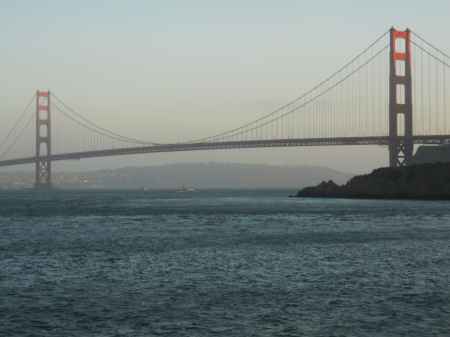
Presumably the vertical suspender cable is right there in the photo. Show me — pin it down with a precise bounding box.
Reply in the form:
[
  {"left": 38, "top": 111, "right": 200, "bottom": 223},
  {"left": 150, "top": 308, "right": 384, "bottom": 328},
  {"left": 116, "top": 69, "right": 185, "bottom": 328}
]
[
  {"left": 421, "top": 39, "right": 424, "bottom": 134},
  {"left": 443, "top": 53, "right": 447, "bottom": 134},
  {"left": 436, "top": 49, "right": 439, "bottom": 133},
  {"left": 428, "top": 45, "right": 431, "bottom": 133}
]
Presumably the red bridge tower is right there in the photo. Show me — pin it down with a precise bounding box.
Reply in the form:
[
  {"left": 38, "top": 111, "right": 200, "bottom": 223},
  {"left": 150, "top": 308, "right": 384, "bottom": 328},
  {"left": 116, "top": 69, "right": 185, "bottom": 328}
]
[
  {"left": 389, "top": 27, "right": 413, "bottom": 166},
  {"left": 35, "top": 91, "right": 52, "bottom": 189}
]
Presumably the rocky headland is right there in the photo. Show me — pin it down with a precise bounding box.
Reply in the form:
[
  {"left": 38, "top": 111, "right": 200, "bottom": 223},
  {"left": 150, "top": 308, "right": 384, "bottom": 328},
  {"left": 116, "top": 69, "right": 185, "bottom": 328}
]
[{"left": 295, "top": 162, "right": 450, "bottom": 200}]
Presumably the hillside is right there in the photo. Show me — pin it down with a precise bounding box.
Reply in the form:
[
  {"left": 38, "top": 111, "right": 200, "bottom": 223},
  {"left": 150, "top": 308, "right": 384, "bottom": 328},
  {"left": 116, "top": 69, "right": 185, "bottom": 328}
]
[
  {"left": 0, "top": 162, "right": 354, "bottom": 189},
  {"left": 71, "top": 162, "right": 354, "bottom": 189},
  {"left": 295, "top": 162, "right": 450, "bottom": 200}
]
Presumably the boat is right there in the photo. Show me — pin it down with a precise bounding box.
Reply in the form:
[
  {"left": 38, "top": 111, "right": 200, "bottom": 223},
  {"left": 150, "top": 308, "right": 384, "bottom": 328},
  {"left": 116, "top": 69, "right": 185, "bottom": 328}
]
[
  {"left": 178, "top": 185, "right": 194, "bottom": 192},
  {"left": 139, "top": 186, "right": 148, "bottom": 191}
]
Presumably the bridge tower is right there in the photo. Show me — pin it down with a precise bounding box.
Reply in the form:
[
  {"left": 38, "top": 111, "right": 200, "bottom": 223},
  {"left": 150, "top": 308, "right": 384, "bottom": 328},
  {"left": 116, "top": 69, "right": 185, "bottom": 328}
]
[
  {"left": 389, "top": 27, "right": 413, "bottom": 166},
  {"left": 34, "top": 91, "right": 52, "bottom": 189}
]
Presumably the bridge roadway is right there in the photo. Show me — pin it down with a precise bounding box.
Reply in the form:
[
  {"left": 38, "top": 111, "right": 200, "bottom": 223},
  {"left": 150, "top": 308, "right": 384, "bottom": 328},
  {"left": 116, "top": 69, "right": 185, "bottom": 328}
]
[{"left": 0, "top": 135, "right": 449, "bottom": 167}]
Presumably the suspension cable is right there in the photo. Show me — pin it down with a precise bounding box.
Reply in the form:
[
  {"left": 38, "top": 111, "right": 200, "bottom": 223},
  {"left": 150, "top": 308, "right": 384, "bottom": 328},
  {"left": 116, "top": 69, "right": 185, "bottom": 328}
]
[
  {"left": 188, "top": 29, "right": 391, "bottom": 143},
  {"left": 410, "top": 30, "right": 450, "bottom": 60},
  {"left": 0, "top": 111, "right": 35, "bottom": 160},
  {"left": 0, "top": 93, "right": 35, "bottom": 149},
  {"left": 50, "top": 93, "right": 161, "bottom": 146}
]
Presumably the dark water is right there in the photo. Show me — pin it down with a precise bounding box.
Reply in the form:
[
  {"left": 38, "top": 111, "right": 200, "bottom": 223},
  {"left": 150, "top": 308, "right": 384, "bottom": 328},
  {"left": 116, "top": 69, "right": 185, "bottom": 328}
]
[{"left": 0, "top": 189, "right": 449, "bottom": 336}]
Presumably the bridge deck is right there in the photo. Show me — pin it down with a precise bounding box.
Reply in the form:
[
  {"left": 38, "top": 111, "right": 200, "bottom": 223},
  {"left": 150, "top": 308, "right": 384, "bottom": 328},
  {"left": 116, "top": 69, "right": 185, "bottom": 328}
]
[{"left": 1, "top": 135, "right": 448, "bottom": 167}]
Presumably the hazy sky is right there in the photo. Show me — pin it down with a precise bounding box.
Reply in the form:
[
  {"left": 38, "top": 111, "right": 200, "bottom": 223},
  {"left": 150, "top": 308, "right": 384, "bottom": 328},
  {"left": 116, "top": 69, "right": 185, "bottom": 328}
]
[{"left": 1, "top": 0, "right": 449, "bottom": 174}]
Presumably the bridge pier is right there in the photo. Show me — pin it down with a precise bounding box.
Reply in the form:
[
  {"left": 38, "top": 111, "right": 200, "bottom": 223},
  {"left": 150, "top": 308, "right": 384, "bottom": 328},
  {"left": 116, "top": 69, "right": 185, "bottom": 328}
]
[
  {"left": 389, "top": 138, "right": 414, "bottom": 167},
  {"left": 34, "top": 91, "right": 53, "bottom": 189},
  {"left": 389, "top": 27, "right": 413, "bottom": 166}
]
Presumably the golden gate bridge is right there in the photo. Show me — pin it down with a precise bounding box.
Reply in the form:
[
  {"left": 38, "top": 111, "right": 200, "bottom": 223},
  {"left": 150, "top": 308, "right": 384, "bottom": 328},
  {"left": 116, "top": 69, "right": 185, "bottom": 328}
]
[{"left": 1, "top": 28, "right": 449, "bottom": 189}]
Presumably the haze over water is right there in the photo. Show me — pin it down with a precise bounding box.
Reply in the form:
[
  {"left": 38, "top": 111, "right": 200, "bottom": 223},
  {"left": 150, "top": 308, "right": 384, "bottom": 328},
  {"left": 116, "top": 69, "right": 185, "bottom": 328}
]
[{"left": 1, "top": 189, "right": 448, "bottom": 336}]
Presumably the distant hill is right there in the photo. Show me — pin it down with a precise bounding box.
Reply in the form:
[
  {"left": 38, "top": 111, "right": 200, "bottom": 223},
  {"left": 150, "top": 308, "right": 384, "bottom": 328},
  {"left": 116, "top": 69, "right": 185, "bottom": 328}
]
[
  {"left": 112, "top": 162, "right": 355, "bottom": 189},
  {"left": 0, "top": 162, "right": 355, "bottom": 189}
]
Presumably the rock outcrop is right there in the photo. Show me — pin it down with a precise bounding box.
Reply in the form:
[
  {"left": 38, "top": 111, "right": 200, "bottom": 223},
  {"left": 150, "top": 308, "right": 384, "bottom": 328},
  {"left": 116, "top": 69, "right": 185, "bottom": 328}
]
[{"left": 295, "top": 162, "right": 450, "bottom": 200}]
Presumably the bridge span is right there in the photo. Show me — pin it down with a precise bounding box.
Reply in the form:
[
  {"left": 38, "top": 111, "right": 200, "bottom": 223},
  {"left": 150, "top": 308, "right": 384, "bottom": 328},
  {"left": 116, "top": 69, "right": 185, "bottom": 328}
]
[
  {"left": 1, "top": 27, "right": 449, "bottom": 188},
  {"left": 1, "top": 136, "right": 448, "bottom": 168}
]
